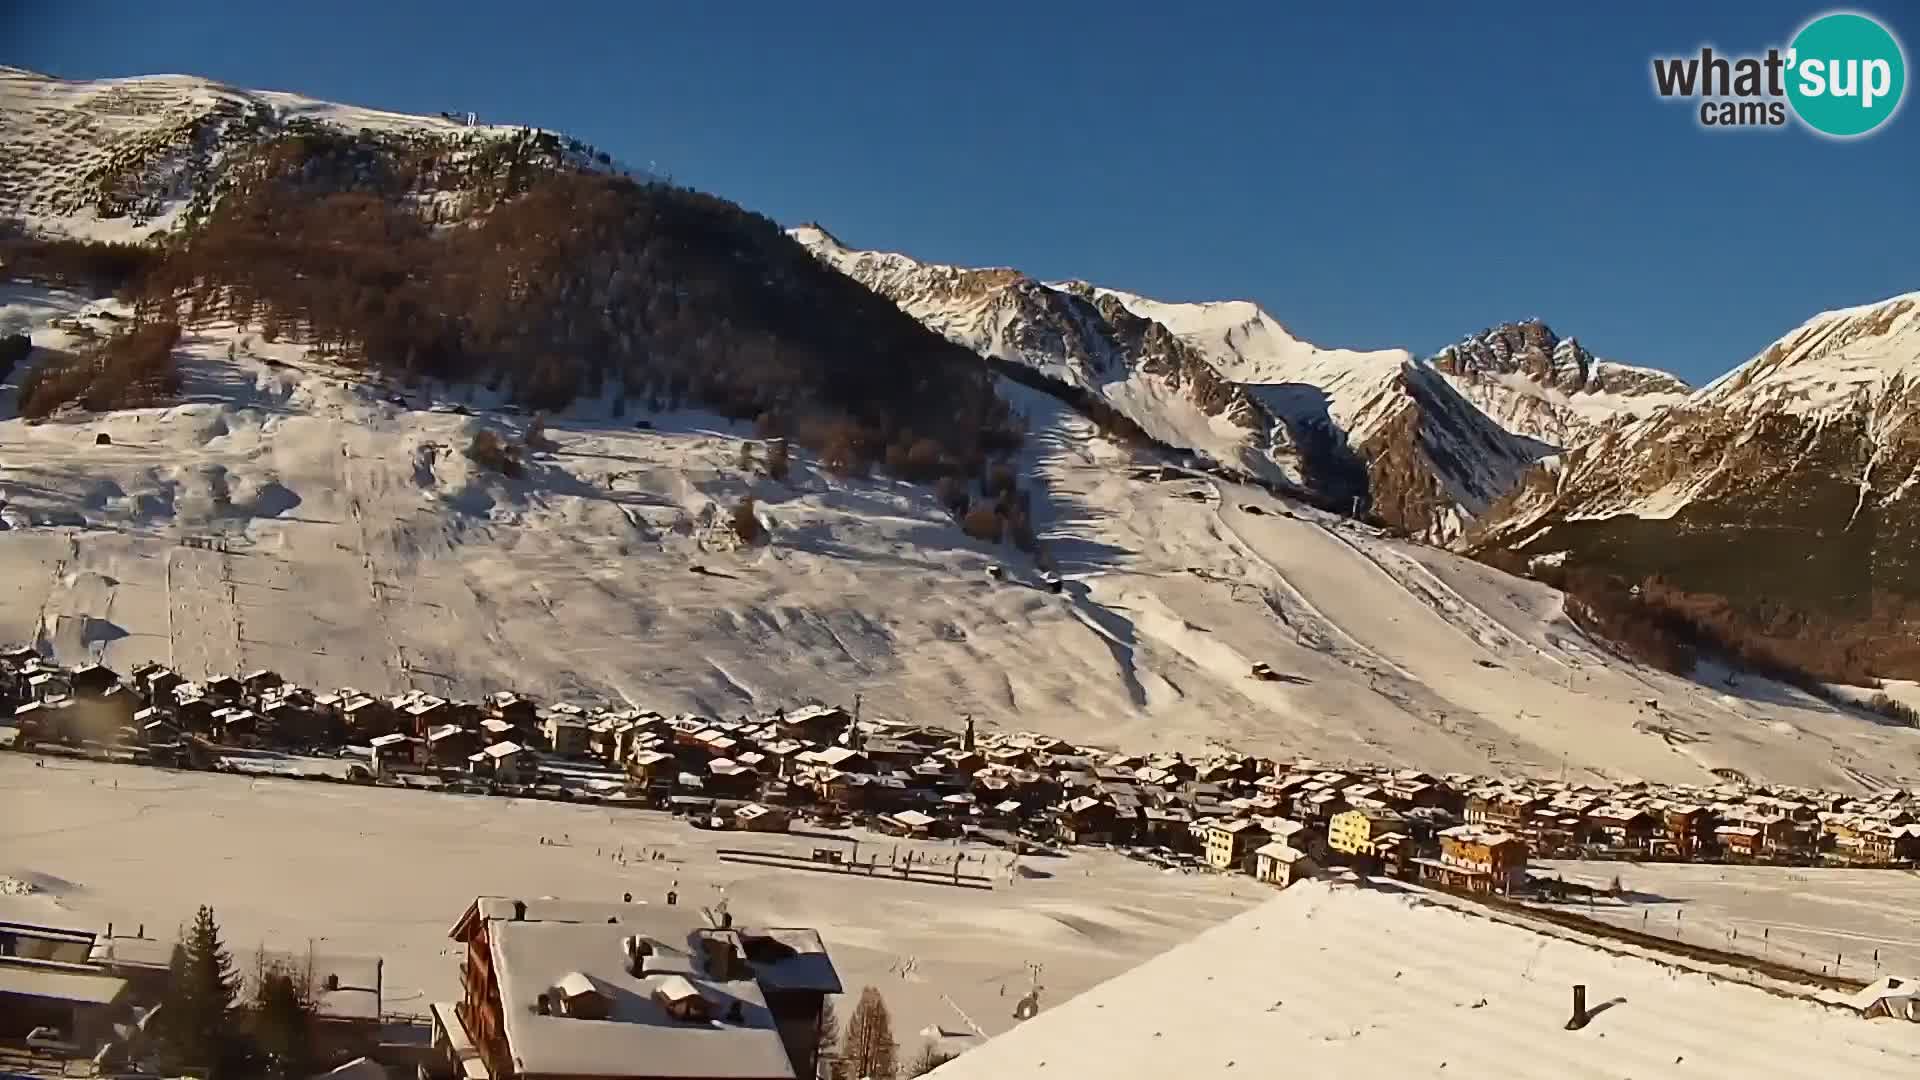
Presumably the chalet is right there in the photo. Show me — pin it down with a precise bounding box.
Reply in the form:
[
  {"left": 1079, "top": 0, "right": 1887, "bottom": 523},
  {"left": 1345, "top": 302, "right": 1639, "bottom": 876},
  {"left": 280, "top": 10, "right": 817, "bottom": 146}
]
[
  {"left": 1419, "top": 826, "right": 1528, "bottom": 895},
  {"left": 370, "top": 733, "right": 419, "bottom": 776},
  {"left": 798, "top": 746, "right": 867, "bottom": 774},
  {"left": 706, "top": 759, "right": 760, "bottom": 799},
  {"left": 1716, "top": 824, "right": 1762, "bottom": 858},
  {"left": 69, "top": 663, "right": 120, "bottom": 698},
  {"left": 341, "top": 695, "right": 393, "bottom": 738},
  {"left": 940, "top": 748, "right": 987, "bottom": 775},
  {"left": 241, "top": 668, "right": 284, "bottom": 699},
  {"left": 1054, "top": 796, "right": 1119, "bottom": 845},
  {"left": 479, "top": 717, "right": 516, "bottom": 744},
  {"left": 25, "top": 671, "right": 69, "bottom": 701},
  {"left": 628, "top": 749, "right": 677, "bottom": 788},
  {"left": 984, "top": 746, "right": 1034, "bottom": 770},
  {"left": 440, "top": 896, "right": 841, "bottom": 1080},
  {"left": 205, "top": 675, "right": 244, "bottom": 702},
  {"left": 1252, "top": 841, "right": 1318, "bottom": 888},
  {"left": 1584, "top": 805, "right": 1657, "bottom": 851},
  {"left": 469, "top": 742, "right": 528, "bottom": 785},
  {"left": 1204, "top": 818, "right": 1270, "bottom": 873},
  {"left": 0, "top": 920, "right": 133, "bottom": 1056},
  {"left": 260, "top": 698, "right": 322, "bottom": 745},
  {"left": 139, "top": 666, "right": 184, "bottom": 705},
  {"left": 546, "top": 716, "right": 590, "bottom": 757},
  {"left": 774, "top": 704, "right": 850, "bottom": 743},
  {"left": 861, "top": 737, "right": 922, "bottom": 772},
  {"left": 213, "top": 708, "right": 260, "bottom": 743},
  {"left": 733, "top": 804, "right": 790, "bottom": 833},
  {"left": 1656, "top": 804, "right": 1712, "bottom": 858},
  {"left": 405, "top": 697, "right": 449, "bottom": 737},
  {"left": 427, "top": 724, "right": 479, "bottom": 766},
  {"left": 138, "top": 714, "right": 179, "bottom": 745},
  {"left": 876, "top": 809, "right": 938, "bottom": 838},
  {"left": 487, "top": 692, "right": 541, "bottom": 733}
]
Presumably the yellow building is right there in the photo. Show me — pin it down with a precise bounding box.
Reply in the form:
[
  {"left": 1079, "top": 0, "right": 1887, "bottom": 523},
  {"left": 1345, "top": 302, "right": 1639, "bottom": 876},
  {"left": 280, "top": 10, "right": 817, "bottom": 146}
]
[
  {"left": 1327, "top": 808, "right": 1407, "bottom": 858},
  {"left": 1204, "top": 818, "right": 1270, "bottom": 872}
]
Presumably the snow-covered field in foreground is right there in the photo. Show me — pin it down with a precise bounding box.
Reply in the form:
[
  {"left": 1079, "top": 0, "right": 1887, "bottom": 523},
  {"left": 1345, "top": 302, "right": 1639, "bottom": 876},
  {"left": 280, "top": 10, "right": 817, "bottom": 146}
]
[
  {"left": 0, "top": 755, "right": 1257, "bottom": 1045},
  {"left": 928, "top": 878, "right": 1920, "bottom": 1079},
  {"left": 1536, "top": 860, "right": 1920, "bottom": 979},
  {"left": 4, "top": 287, "right": 1920, "bottom": 788}
]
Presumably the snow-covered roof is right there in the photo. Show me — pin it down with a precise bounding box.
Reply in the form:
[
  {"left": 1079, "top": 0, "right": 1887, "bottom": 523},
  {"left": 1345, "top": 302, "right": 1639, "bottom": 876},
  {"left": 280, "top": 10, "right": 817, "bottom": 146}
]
[
  {"left": 927, "top": 882, "right": 1920, "bottom": 1079},
  {"left": 483, "top": 917, "right": 794, "bottom": 1079}
]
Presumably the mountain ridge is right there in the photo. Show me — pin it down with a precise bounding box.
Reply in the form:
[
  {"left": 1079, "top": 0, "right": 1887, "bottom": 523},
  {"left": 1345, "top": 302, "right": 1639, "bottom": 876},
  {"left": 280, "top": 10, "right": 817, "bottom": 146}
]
[{"left": 793, "top": 226, "right": 1550, "bottom": 542}]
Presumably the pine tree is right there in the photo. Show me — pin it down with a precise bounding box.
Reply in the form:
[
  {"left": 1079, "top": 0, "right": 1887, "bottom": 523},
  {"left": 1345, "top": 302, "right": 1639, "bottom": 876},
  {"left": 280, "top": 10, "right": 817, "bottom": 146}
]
[
  {"left": 251, "top": 957, "right": 315, "bottom": 1078},
  {"left": 838, "top": 986, "right": 897, "bottom": 1080},
  {"left": 163, "top": 906, "right": 239, "bottom": 1068}
]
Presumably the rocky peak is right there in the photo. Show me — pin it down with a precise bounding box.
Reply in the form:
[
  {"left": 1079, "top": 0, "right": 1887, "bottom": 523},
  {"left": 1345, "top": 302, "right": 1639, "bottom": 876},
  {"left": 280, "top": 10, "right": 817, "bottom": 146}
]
[{"left": 1433, "top": 319, "right": 1596, "bottom": 394}]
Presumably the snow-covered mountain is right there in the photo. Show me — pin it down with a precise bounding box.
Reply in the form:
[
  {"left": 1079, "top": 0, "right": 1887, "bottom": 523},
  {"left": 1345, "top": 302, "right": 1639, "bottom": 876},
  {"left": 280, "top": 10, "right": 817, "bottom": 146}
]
[
  {"left": 0, "top": 66, "right": 622, "bottom": 244},
  {"left": 8, "top": 67, "right": 1920, "bottom": 789},
  {"left": 6, "top": 285, "right": 1919, "bottom": 790},
  {"left": 793, "top": 227, "right": 1544, "bottom": 542},
  {"left": 1431, "top": 319, "right": 1690, "bottom": 448},
  {"left": 1476, "top": 292, "right": 1920, "bottom": 633}
]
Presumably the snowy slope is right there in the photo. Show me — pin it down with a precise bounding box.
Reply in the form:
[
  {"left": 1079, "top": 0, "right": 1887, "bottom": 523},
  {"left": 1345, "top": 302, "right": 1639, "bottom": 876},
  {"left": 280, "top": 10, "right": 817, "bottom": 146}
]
[
  {"left": 5, "top": 287, "right": 1919, "bottom": 790},
  {"left": 794, "top": 228, "right": 1544, "bottom": 542},
  {"left": 0, "top": 66, "right": 623, "bottom": 244},
  {"left": 927, "top": 880, "right": 1920, "bottom": 1079}
]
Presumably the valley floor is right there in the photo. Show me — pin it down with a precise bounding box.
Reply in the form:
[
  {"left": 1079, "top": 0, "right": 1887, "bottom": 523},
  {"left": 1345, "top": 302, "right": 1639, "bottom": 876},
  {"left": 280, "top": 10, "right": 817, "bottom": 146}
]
[
  {"left": 0, "top": 754, "right": 1258, "bottom": 1046},
  {"left": 1534, "top": 859, "right": 1920, "bottom": 979},
  {"left": 3, "top": 289, "right": 1920, "bottom": 790}
]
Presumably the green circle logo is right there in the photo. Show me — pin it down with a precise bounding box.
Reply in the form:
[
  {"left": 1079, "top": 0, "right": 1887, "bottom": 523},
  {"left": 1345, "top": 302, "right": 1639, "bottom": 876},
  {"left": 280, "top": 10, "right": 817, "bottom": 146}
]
[{"left": 1787, "top": 12, "right": 1906, "bottom": 137}]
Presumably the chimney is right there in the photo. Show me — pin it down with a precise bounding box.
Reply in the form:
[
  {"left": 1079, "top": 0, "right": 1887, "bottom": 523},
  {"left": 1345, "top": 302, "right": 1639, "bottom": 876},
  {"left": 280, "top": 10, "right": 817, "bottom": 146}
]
[
  {"left": 513, "top": 900, "right": 527, "bottom": 921},
  {"left": 1565, "top": 984, "right": 1588, "bottom": 1030},
  {"left": 326, "top": 973, "right": 341, "bottom": 992},
  {"left": 106, "top": 922, "right": 113, "bottom": 938},
  {"left": 537, "top": 993, "right": 552, "bottom": 1016},
  {"left": 137, "top": 924, "right": 144, "bottom": 939}
]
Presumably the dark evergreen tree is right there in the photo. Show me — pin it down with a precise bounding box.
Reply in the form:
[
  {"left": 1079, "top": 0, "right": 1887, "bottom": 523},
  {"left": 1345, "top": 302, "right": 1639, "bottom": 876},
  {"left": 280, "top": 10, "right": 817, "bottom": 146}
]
[
  {"left": 251, "top": 959, "right": 315, "bottom": 1078},
  {"left": 162, "top": 906, "right": 239, "bottom": 1069}
]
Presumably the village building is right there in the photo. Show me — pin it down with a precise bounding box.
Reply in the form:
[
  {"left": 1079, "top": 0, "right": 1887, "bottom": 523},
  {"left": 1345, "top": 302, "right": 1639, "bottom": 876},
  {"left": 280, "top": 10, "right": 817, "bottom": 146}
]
[
  {"left": 1327, "top": 807, "right": 1407, "bottom": 863},
  {"left": 1252, "top": 841, "right": 1318, "bottom": 888},
  {"left": 439, "top": 896, "right": 840, "bottom": 1080},
  {"left": 1204, "top": 818, "right": 1270, "bottom": 873},
  {"left": 469, "top": 741, "right": 529, "bottom": 785},
  {"left": 1418, "top": 826, "right": 1528, "bottom": 895}
]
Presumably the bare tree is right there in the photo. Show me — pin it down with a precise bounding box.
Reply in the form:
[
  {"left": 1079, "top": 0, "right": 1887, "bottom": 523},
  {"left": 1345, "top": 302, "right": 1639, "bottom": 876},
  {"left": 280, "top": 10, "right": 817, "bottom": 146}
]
[{"left": 837, "top": 986, "right": 897, "bottom": 1080}]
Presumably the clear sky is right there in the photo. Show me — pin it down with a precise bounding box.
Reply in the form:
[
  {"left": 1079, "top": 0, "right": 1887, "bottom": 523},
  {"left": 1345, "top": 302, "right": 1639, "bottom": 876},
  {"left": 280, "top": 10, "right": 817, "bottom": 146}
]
[{"left": 6, "top": 1, "right": 1916, "bottom": 384}]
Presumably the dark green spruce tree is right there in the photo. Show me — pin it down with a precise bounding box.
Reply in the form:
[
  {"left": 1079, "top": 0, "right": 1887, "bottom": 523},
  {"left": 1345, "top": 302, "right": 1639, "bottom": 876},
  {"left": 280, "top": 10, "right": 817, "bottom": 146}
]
[{"left": 162, "top": 905, "right": 240, "bottom": 1071}]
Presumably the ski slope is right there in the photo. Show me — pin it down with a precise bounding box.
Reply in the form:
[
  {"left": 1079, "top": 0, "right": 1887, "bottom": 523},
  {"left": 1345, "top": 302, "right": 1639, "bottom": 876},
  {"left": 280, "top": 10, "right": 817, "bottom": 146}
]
[{"left": 4, "top": 287, "right": 1920, "bottom": 789}]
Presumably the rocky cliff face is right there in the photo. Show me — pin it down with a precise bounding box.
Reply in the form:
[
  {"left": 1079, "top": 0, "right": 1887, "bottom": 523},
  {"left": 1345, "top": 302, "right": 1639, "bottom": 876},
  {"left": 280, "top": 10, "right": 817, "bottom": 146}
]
[
  {"left": 1431, "top": 319, "right": 1690, "bottom": 448},
  {"left": 795, "top": 228, "right": 1544, "bottom": 540},
  {"left": 1474, "top": 294, "right": 1920, "bottom": 633}
]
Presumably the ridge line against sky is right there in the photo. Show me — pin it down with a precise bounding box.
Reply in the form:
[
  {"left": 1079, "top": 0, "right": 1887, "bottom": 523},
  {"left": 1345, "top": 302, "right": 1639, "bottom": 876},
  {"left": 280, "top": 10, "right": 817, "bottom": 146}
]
[{"left": 5, "top": 0, "right": 1917, "bottom": 384}]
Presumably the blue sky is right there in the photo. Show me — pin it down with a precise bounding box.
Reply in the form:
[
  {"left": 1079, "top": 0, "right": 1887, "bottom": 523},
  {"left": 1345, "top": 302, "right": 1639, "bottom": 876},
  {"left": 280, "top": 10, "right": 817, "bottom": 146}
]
[{"left": 7, "top": 1, "right": 1916, "bottom": 384}]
